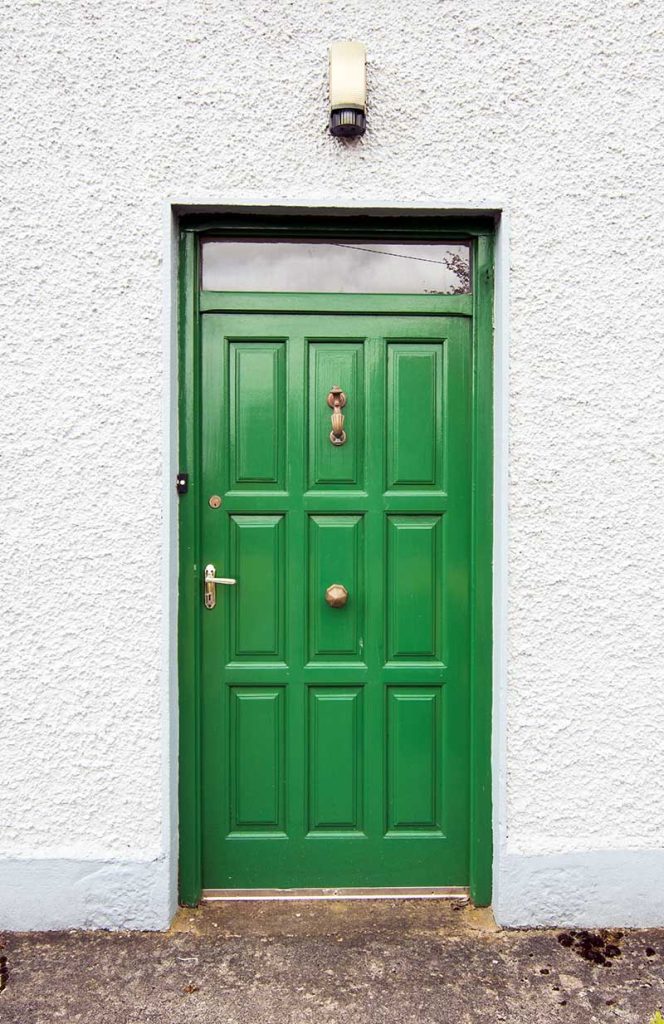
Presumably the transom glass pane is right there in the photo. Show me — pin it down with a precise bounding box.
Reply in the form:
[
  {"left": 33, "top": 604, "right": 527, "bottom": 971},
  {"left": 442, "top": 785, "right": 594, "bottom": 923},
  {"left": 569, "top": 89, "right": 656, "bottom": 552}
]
[{"left": 201, "top": 240, "right": 471, "bottom": 294}]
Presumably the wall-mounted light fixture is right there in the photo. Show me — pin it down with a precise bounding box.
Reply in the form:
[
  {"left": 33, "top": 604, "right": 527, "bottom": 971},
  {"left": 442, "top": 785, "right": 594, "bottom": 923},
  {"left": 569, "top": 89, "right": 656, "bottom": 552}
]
[{"left": 329, "top": 41, "right": 367, "bottom": 138}]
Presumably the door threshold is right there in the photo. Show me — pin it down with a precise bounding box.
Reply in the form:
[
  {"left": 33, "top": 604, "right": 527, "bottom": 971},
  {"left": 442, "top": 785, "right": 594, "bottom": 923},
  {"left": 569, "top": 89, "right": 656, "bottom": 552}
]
[{"left": 201, "top": 886, "right": 469, "bottom": 902}]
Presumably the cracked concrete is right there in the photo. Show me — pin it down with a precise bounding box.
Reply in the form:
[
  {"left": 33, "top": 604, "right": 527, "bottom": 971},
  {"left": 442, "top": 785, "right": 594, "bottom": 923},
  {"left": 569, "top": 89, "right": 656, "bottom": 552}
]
[{"left": 1, "top": 900, "right": 662, "bottom": 1023}]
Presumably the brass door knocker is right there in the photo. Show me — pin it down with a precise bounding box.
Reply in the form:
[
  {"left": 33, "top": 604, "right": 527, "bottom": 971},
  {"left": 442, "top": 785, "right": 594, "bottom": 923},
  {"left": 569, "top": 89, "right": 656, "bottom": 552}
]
[{"left": 327, "top": 385, "right": 347, "bottom": 446}]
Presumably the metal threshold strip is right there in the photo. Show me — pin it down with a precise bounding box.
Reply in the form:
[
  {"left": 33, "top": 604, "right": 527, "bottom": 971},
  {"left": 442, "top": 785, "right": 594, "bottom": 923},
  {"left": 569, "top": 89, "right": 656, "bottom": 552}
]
[{"left": 201, "top": 886, "right": 469, "bottom": 902}]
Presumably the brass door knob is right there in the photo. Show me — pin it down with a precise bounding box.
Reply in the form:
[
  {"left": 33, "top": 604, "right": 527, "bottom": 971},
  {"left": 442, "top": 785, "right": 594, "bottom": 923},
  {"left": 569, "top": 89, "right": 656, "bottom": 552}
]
[{"left": 325, "top": 583, "right": 348, "bottom": 608}]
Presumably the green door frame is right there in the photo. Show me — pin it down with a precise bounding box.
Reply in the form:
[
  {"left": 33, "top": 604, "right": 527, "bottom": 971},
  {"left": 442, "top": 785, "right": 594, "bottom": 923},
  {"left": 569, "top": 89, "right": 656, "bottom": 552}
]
[{"left": 177, "top": 211, "right": 495, "bottom": 906}]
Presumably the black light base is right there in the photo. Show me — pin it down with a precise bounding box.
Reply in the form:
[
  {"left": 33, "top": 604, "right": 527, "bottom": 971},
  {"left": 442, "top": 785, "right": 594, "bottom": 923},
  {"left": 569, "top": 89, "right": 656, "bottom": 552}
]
[{"left": 330, "top": 107, "right": 366, "bottom": 138}]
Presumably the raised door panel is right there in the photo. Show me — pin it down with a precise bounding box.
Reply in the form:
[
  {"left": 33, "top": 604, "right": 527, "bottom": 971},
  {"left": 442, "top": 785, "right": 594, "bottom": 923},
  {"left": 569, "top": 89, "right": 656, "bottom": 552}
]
[
  {"left": 229, "top": 515, "right": 285, "bottom": 662},
  {"left": 387, "top": 688, "right": 442, "bottom": 833},
  {"left": 229, "top": 688, "right": 285, "bottom": 833},
  {"left": 308, "top": 688, "right": 363, "bottom": 832},
  {"left": 307, "top": 341, "right": 365, "bottom": 489},
  {"left": 386, "top": 515, "right": 443, "bottom": 661},
  {"left": 229, "top": 341, "right": 286, "bottom": 490},
  {"left": 308, "top": 515, "right": 364, "bottom": 661},
  {"left": 386, "top": 343, "right": 444, "bottom": 490}
]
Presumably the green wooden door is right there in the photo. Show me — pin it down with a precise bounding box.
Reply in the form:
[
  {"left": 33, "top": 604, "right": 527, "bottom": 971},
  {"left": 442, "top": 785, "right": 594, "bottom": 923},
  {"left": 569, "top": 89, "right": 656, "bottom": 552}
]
[{"left": 200, "top": 312, "right": 471, "bottom": 889}]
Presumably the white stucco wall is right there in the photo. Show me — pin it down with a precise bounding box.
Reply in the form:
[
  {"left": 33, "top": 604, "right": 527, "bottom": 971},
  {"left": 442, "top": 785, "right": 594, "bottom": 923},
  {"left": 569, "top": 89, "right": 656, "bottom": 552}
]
[{"left": 2, "top": 0, "right": 663, "bottom": 929}]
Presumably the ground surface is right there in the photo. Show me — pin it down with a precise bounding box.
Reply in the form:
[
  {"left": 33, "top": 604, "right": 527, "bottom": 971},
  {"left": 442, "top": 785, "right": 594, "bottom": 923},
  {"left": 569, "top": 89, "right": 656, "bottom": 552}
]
[{"left": 1, "top": 899, "right": 663, "bottom": 1023}]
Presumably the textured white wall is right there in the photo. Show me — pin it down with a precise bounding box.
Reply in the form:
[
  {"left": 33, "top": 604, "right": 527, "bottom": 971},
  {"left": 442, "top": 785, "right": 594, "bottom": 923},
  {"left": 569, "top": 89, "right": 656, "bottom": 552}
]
[{"left": 1, "top": 0, "right": 663, "bottom": 928}]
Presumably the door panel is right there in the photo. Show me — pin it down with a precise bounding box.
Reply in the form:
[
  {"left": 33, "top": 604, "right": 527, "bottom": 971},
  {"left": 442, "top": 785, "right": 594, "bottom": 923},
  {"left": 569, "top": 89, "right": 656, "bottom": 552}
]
[
  {"left": 386, "top": 343, "right": 444, "bottom": 490},
  {"left": 229, "top": 515, "right": 285, "bottom": 661},
  {"left": 201, "top": 313, "right": 471, "bottom": 888},
  {"left": 386, "top": 515, "right": 442, "bottom": 661},
  {"left": 229, "top": 687, "right": 285, "bottom": 833},
  {"left": 308, "top": 687, "right": 363, "bottom": 832},
  {"left": 229, "top": 341, "right": 286, "bottom": 490},
  {"left": 308, "top": 515, "right": 364, "bottom": 661},
  {"left": 308, "top": 342, "right": 365, "bottom": 488},
  {"left": 387, "top": 688, "right": 442, "bottom": 832}
]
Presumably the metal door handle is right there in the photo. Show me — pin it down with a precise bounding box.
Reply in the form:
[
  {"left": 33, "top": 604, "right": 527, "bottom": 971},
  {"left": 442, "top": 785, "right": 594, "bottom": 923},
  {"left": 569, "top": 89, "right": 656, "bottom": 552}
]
[
  {"left": 204, "top": 563, "right": 236, "bottom": 609},
  {"left": 325, "top": 583, "right": 348, "bottom": 607}
]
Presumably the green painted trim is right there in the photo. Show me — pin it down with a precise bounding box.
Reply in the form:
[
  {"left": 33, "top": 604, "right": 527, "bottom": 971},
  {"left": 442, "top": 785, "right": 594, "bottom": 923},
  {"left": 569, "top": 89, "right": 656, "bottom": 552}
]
[
  {"left": 180, "top": 211, "right": 495, "bottom": 238},
  {"left": 177, "top": 213, "right": 495, "bottom": 907},
  {"left": 469, "top": 234, "right": 494, "bottom": 906},
  {"left": 177, "top": 231, "right": 202, "bottom": 905},
  {"left": 200, "top": 292, "right": 473, "bottom": 316}
]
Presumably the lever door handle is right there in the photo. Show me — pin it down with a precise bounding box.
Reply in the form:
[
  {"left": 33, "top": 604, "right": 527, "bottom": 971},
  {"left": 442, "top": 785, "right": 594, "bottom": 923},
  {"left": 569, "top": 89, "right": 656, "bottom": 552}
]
[{"left": 204, "top": 563, "right": 236, "bottom": 609}]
